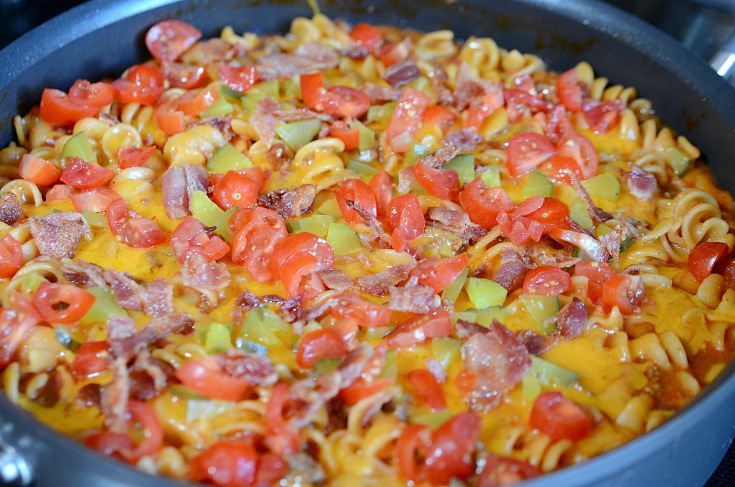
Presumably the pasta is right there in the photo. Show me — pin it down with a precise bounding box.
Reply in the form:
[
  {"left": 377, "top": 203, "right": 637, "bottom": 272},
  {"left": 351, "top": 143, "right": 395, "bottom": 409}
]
[{"left": 0, "top": 10, "right": 734, "bottom": 487}]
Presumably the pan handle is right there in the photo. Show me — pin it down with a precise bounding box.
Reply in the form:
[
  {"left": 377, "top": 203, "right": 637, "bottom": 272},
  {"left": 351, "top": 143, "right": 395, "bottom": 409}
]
[
  {"left": 0, "top": 437, "right": 33, "bottom": 486},
  {"left": 711, "top": 22, "right": 735, "bottom": 82}
]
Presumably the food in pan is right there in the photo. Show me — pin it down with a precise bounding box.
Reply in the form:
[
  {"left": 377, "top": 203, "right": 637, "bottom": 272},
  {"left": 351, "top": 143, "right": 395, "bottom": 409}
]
[{"left": 0, "top": 10, "right": 733, "bottom": 487}]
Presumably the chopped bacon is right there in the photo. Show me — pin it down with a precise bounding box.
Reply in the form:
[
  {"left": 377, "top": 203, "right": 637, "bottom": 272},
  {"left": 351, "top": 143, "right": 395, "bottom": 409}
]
[
  {"left": 618, "top": 215, "right": 645, "bottom": 239},
  {"left": 0, "top": 305, "right": 40, "bottom": 366},
  {"left": 358, "top": 384, "right": 399, "bottom": 427},
  {"left": 0, "top": 193, "right": 23, "bottom": 226},
  {"left": 340, "top": 45, "right": 370, "bottom": 59},
  {"left": 61, "top": 258, "right": 107, "bottom": 288},
  {"left": 257, "top": 52, "right": 336, "bottom": 80},
  {"left": 425, "top": 358, "right": 446, "bottom": 383},
  {"left": 251, "top": 96, "right": 280, "bottom": 148},
  {"left": 362, "top": 83, "right": 401, "bottom": 103},
  {"left": 426, "top": 207, "right": 487, "bottom": 244},
  {"left": 265, "top": 141, "right": 293, "bottom": 173},
  {"left": 454, "top": 319, "right": 489, "bottom": 338},
  {"left": 191, "top": 116, "right": 234, "bottom": 141},
  {"left": 557, "top": 297, "right": 587, "bottom": 339},
  {"left": 548, "top": 229, "right": 609, "bottom": 263},
  {"left": 294, "top": 42, "right": 340, "bottom": 68},
  {"left": 219, "top": 348, "right": 278, "bottom": 386},
  {"left": 162, "top": 164, "right": 209, "bottom": 220},
  {"left": 382, "top": 59, "right": 421, "bottom": 89},
  {"left": 107, "top": 313, "right": 194, "bottom": 361},
  {"left": 417, "top": 145, "right": 459, "bottom": 168},
  {"left": 29, "top": 212, "right": 90, "bottom": 260},
  {"left": 316, "top": 270, "right": 354, "bottom": 292},
  {"left": 623, "top": 166, "right": 657, "bottom": 201},
  {"left": 129, "top": 349, "right": 175, "bottom": 400},
  {"left": 275, "top": 108, "right": 333, "bottom": 123},
  {"left": 516, "top": 329, "right": 558, "bottom": 355},
  {"left": 76, "top": 383, "right": 102, "bottom": 409},
  {"left": 387, "top": 276, "right": 441, "bottom": 313},
  {"left": 258, "top": 184, "right": 317, "bottom": 219},
  {"left": 533, "top": 251, "right": 581, "bottom": 269},
  {"left": 105, "top": 269, "right": 146, "bottom": 311},
  {"left": 492, "top": 251, "right": 529, "bottom": 293},
  {"left": 357, "top": 263, "right": 414, "bottom": 296},
  {"left": 230, "top": 291, "right": 263, "bottom": 325},
  {"left": 565, "top": 170, "right": 612, "bottom": 223},
  {"left": 599, "top": 225, "right": 621, "bottom": 269},
  {"left": 454, "top": 62, "right": 485, "bottom": 111},
  {"left": 458, "top": 320, "right": 531, "bottom": 412},
  {"left": 344, "top": 199, "right": 391, "bottom": 248},
  {"left": 101, "top": 356, "right": 130, "bottom": 432},
  {"left": 199, "top": 38, "right": 235, "bottom": 63},
  {"left": 442, "top": 128, "right": 483, "bottom": 152},
  {"left": 182, "top": 252, "right": 231, "bottom": 290},
  {"left": 430, "top": 67, "right": 453, "bottom": 106},
  {"left": 582, "top": 99, "right": 623, "bottom": 134},
  {"left": 140, "top": 277, "right": 174, "bottom": 318}
]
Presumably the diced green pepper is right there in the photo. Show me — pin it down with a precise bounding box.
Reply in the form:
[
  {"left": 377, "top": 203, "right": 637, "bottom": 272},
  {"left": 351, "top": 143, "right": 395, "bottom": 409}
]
[
  {"left": 200, "top": 89, "right": 234, "bottom": 118},
  {"left": 530, "top": 356, "right": 579, "bottom": 387},
  {"left": 207, "top": 144, "right": 252, "bottom": 174},
  {"left": 313, "top": 357, "right": 341, "bottom": 375},
  {"left": 663, "top": 146, "right": 691, "bottom": 177},
  {"left": 406, "top": 143, "right": 431, "bottom": 166},
  {"left": 327, "top": 223, "right": 362, "bottom": 255},
  {"left": 441, "top": 268, "right": 468, "bottom": 303},
  {"left": 195, "top": 319, "right": 233, "bottom": 343},
  {"left": 480, "top": 165, "right": 501, "bottom": 188},
  {"left": 443, "top": 154, "right": 475, "bottom": 187},
  {"left": 219, "top": 85, "right": 246, "bottom": 102},
  {"left": 520, "top": 295, "right": 560, "bottom": 336},
  {"left": 594, "top": 223, "right": 613, "bottom": 238},
  {"left": 523, "top": 171, "right": 554, "bottom": 199},
  {"left": 465, "top": 277, "right": 508, "bottom": 309},
  {"left": 581, "top": 173, "right": 620, "bottom": 202},
  {"left": 349, "top": 120, "right": 376, "bottom": 151},
  {"left": 408, "top": 77, "right": 430, "bottom": 93},
  {"left": 379, "top": 350, "right": 397, "bottom": 378},
  {"left": 474, "top": 306, "right": 507, "bottom": 326},
  {"left": 367, "top": 102, "right": 397, "bottom": 122},
  {"left": 20, "top": 274, "right": 47, "bottom": 293},
  {"left": 187, "top": 399, "right": 234, "bottom": 423},
  {"left": 316, "top": 199, "right": 343, "bottom": 218},
  {"left": 347, "top": 159, "right": 380, "bottom": 179},
  {"left": 191, "top": 191, "right": 225, "bottom": 227},
  {"left": 522, "top": 375, "right": 542, "bottom": 402},
  {"left": 246, "top": 79, "right": 279, "bottom": 98},
  {"left": 54, "top": 326, "right": 81, "bottom": 353},
  {"left": 569, "top": 197, "right": 593, "bottom": 229},
  {"left": 241, "top": 92, "right": 267, "bottom": 113},
  {"left": 282, "top": 75, "right": 302, "bottom": 99},
  {"left": 452, "top": 310, "right": 477, "bottom": 324},
  {"left": 239, "top": 307, "right": 297, "bottom": 348},
  {"left": 432, "top": 337, "right": 462, "bottom": 369},
  {"left": 288, "top": 215, "right": 333, "bottom": 238},
  {"left": 82, "top": 209, "right": 109, "bottom": 228},
  {"left": 621, "top": 235, "right": 636, "bottom": 252},
  {"left": 235, "top": 337, "right": 268, "bottom": 355},
  {"left": 170, "top": 385, "right": 207, "bottom": 400},
  {"left": 411, "top": 409, "right": 451, "bottom": 429},
  {"left": 276, "top": 120, "right": 322, "bottom": 151},
  {"left": 214, "top": 206, "right": 240, "bottom": 243},
  {"left": 205, "top": 322, "right": 232, "bottom": 355},
  {"left": 61, "top": 131, "right": 96, "bottom": 163},
  {"left": 82, "top": 286, "right": 128, "bottom": 323}
]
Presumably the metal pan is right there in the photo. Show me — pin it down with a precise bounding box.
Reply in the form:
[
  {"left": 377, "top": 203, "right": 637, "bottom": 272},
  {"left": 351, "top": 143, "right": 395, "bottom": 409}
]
[{"left": 1, "top": 0, "right": 735, "bottom": 485}]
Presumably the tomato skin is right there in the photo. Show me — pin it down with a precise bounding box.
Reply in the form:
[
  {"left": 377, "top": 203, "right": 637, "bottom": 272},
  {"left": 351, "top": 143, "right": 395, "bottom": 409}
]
[
  {"left": 338, "top": 377, "right": 394, "bottom": 405},
  {"left": 118, "top": 146, "right": 156, "bottom": 169},
  {"left": 71, "top": 340, "right": 110, "bottom": 379},
  {"left": 39, "top": 88, "right": 99, "bottom": 126},
  {"left": 280, "top": 252, "right": 325, "bottom": 299},
  {"left": 460, "top": 178, "right": 514, "bottom": 229},
  {"left": 386, "top": 87, "right": 431, "bottom": 152},
  {"left": 530, "top": 391, "right": 592, "bottom": 441},
  {"left": 379, "top": 40, "right": 411, "bottom": 67},
  {"left": 387, "top": 194, "right": 424, "bottom": 240},
  {"left": 212, "top": 170, "right": 260, "bottom": 210},
  {"left": 334, "top": 178, "right": 378, "bottom": 226},
  {"left": 107, "top": 198, "right": 168, "bottom": 248},
  {"left": 477, "top": 454, "right": 539, "bottom": 487},
  {"left": 407, "top": 369, "right": 446, "bottom": 412},
  {"left": 60, "top": 158, "right": 115, "bottom": 190},
  {"left": 19, "top": 154, "right": 61, "bottom": 187},
  {"left": 171, "top": 216, "right": 230, "bottom": 264},
  {"left": 574, "top": 261, "right": 615, "bottom": 283},
  {"left": 84, "top": 432, "right": 136, "bottom": 462},
  {"left": 329, "top": 292, "right": 392, "bottom": 328},
  {"left": 296, "top": 328, "right": 348, "bottom": 369},
  {"left": 387, "top": 310, "right": 452, "bottom": 349},
  {"left": 46, "top": 184, "right": 79, "bottom": 202},
  {"left": 414, "top": 162, "right": 461, "bottom": 201},
  {"left": 324, "top": 86, "right": 371, "bottom": 119},
  {"left": 506, "top": 132, "right": 557, "bottom": 178},
  {"left": 329, "top": 122, "right": 360, "bottom": 150},
  {"left": 0, "top": 235, "right": 23, "bottom": 279},
  {"left": 176, "top": 86, "right": 218, "bottom": 116},
  {"left": 71, "top": 187, "right": 120, "bottom": 213},
  {"left": 188, "top": 441, "right": 258, "bottom": 487},
  {"left": 557, "top": 68, "right": 583, "bottom": 112},
  {"left": 219, "top": 65, "right": 257, "bottom": 92},
  {"left": 161, "top": 61, "right": 207, "bottom": 89},
  {"left": 32, "top": 282, "right": 96, "bottom": 324},
  {"left": 582, "top": 99, "right": 623, "bottom": 134},
  {"left": 349, "top": 23, "right": 382, "bottom": 53},
  {"left": 112, "top": 64, "right": 166, "bottom": 106},
  {"left": 557, "top": 133, "right": 599, "bottom": 179},
  {"left": 688, "top": 242, "right": 729, "bottom": 284},
  {"left": 68, "top": 80, "right": 114, "bottom": 108},
  {"left": 541, "top": 155, "right": 583, "bottom": 184},
  {"left": 522, "top": 266, "right": 572, "bottom": 296},
  {"left": 145, "top": 20, "right": 202, "bottom": 63},
  {"left": 176, "top": 356, "right": 251, "bottom": 401},
  {"left": 369, "top": 170, "right": 393, "bottom": 217},
  {"left": 265, "top": 383, "right": 301, "bottom": 456},
  {"left": 300, "top": 72, "right": 326, "bottom": 111},
  {"left": 231, "top": 208, "right": 288, "bottom": 282},
  {"left": 268, "top": 232, "right": 335, "bottom": 281},
  {"left": 467, "top": 84, "right": 504, "bottom": 129},
  {"left": 602, "top": 274, "right": 644, "bottom": 315},
  {"left": 154, "top": 100, "right": 186, "bottom": 136},
  {"left": 410, "top": 253, "right": 468, "bottom": 293},
  {"left": 524, "top": 197, "right": 572, "bottom": 234},
  {"left": 422, "top": 105, "right": 456, "bottom": 125}
]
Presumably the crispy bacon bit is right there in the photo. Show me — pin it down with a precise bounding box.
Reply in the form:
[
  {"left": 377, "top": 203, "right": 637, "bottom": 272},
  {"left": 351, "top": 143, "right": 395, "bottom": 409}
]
[
  {"left": 565, "top": 170, "right": 613, "bottom": 223},
  {"left": 431, "top": 67, "right": 453, "bottom": 106},
  {"left": 557, "top": 297, "right": 588, "bottom": 339},
  {"left": 61, "top": 259, "right": 107, "bottom": 288},
  {"left": 417, "top": 146, "right": 460, "bottom": 168},
  {"left": 29, "top": 212, "right": 90, "bottom": 260},
  {"left": 275, "top": 108, "right": 333, "bottom": 123},
  {"left": 259, "top": 184, "right": 317, "bottom": 219},
  {"left": 76, "top": 383, "right": 102, "bottom": 409},
  {"left": 0, "top": 193, "right": 23, "bottom": 226},
  {"left": 623, "top": 166, "right": 657, "bottom": 201},
  {"left": 192, "top": 116, "right": 234, "bottom": 141},
  {"left": 294, "top": 42, "right": 340, "bottom": 67},
  {"left": 397, "top": 167, "right": 417, "bottom": 194},
  {"left": 101, "top": 356, "right": 129, "bottom": 432},
  {"left": 142, "top": 277, "right": 174, "bottom": 318},
  {"left": 618, "top": 215, "right": 645, "bottom": 239},
  {"left": 382, "top": 60, "right": 421, "bottom": 89},
  {"left": 316, "top": 270, "right": 354, "bottom": 292},
  {"left": 357, "top": 263, "right": 414, "bottom": 296},
  {"left": 425, "top": 358, "right": 446, "bottom": 383},
  {"left": 459, "top": 320, "right": 531, "bottom": 412},
  {"left": 362, "top": 83, "right": 402, "bottom": 103},
  {"left": 454, "top": 62, "right": 485, "bottom": 111},
  {"left": 182, "top": 253, "right": 231, "bottom": 290},
  {"left": 220, "top": 348, "right": 278, "bottom": 386},
  {"left": 387, "top": 276, "right": 441, "bottom": 313},
  {"left": 198, "top": 38, "right": 235, "bottom": 63},
  {"left": 454, "top": 319, "right": 489, "bottom": 338},
  {"left": 105, "top": 269, "right": 145, "bottom": 311},
  {"left": 251, "top": 96, "right": 280, "bottom": 148},
  {"left": 184, "top": 164, "right": 209, "bottom": 209},
  {"left": 129, "top": 350, "right": 175, "bottom": 400},
  {"left": 533, "top": 251, "right": 581, "bottom": 269},
  {"left": 257, "top": 50, "right": 337, "bottom": 80},
  {"left": 359, "top": 385, "right": 399, "bottom": 427},
  {"left": 230, "top": 291, "right": 263, "bottom": 324},
  {"left": 107, "top": 313, "right": 193, "bottom": 361},
  {"left": 262, "top": 294, "right": 285, "bottom": 304},
  {"left": 340, "top": 45, "right": 369, "bottom": 59},
  {"left": 492, "top": 251, "right": 530, "bottom": 293},
  {"left": 265, "top": 141, "right": 293, "bottom": 173},
  {"left": 426, "top": 207, "right": 487, "bottom": 244},
  {"left": 599, "top": 225, "right": 622, "bottom": 269},
  {"left": 162, "top": 164, "right": 209, "bottom": 220},
  {"left": 442, "top": 128, "right": 483, "bottom": 152},
  {"left": 517, "top": 329, "right": 558, "bottom": 355},
  {"left": 344, "top": 199, "right": 392, "bottom": 248}
]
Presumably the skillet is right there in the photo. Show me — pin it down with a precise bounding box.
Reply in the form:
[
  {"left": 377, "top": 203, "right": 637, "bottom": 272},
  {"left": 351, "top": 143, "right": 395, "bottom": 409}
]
[{"left": 1, "top": 0, "right": 735, "bottom": 485}]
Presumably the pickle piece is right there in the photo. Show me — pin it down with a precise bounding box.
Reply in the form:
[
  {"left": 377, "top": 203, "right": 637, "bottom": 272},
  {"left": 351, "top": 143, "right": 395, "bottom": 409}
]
[
  {"left": 191, "top": 191, "right": 225, "bottom": 227},
  {"left": 205, "top": 322, "right": 232, "bottom": 355},
  {"left": 327, "top": 223, "right": 362, "bottom": 255},
  {"left": 82, "top": 209, "right": 109, "bottom": 228},
  {"left": 282, "top": 75, "right": 302, "bottom": 99},
  {"left": 581, "top": 173, "right": 620, "bottom": 202},
  {"left": 411, "top": 409, "right": 451, "bottom": 429},
  {"left": 246, "top": 79, "right": 279, "bottom": 98},
  {"left": 408, "top": 76, "right": 430, "bottom": 93},
  {"left": 316, "top": 198, "right": 343, "bottom": 218},
  {"left": 235, "top": 337, "right": 268, "bottom": 355},
  {"left": 474, "top": 306, "right": 508, "bottom": 326},
  {"left": 379, "top": 350, "right": 397, "bottom": 378},
  {"left": 441, "top": 268, "right": 469, "bottom": 303},
  {"left": 520, "top": 295, "right": 560, "bottom": 336},
  {"left": 349, "top": 119, "right": 376, "bottom": 150},
  {"left": 61, "top": 131, "right": 96, "bottom": 163},
  {"left": 443, "top": 153, "right": 475, "bottom": 187},
  {"left": 530, "top": 356, "right": 579, "bottom": 387},
  {"left": 314, "top": 357, "right": 341, "bottom": 375},
  {"left": 241, "top": 92, "right": 267, "bottom": 113},
  {"left": 663, "top": 146, "right": 691, "bottom": 176},
  {"left": 523, "top": 171, "right": 554, "bottom": 198},
  {"left": 82, "top": 286, "right": 128, "bottom": 323},
  {"left": 347, "top": 159, "right": 380, "bottom": 179},
  {"left": 405, "top": 143, "right": 431, "bottom": 166},
  {"left": 569, "top": 197, "right": 593, "bottom": 229},
  {"left": 207, "top": 144, "right": 252, "bottom": 174},
  {"left": 54, "top": 326, "right": 81, "bottom": 353},
  {"left": 367, "top": 101, "right": 397, "bottom": 122},
  {"left": 480, "top": 165, "right": 501, "bottom": 188},
  {"left": 465, "top": 277, "right": 508, "bottom": 309},
  {"left": 214, "top": 206, "right": 240, "bottom": 243},
  {"left": 200, "top": 88, "right": 234, "bottom": 118},
  {"left": 276, "top": 119, "right": 321, "bottom": 151},
  {"left": 239, "top": 307, "right": 297, "bottom": 348},
  {"left": 287, "top": 215, "right": 333, "bottom": 238},
  {"left": 432, "top": 337, "right": 462, "bottom": 369}
]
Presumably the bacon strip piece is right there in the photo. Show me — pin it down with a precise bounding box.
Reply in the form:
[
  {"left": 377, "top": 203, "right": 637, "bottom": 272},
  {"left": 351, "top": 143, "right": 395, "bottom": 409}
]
[
  {"left": 564, "top": 170, "right": 613, "bottom": 223},
  {"left": 257, "top": 48, "right": 338, "bottom": 80},
  {"left": 382, "top": 60, "right": 421, "bottom": 89},
  {"left": 162, "top": 164, "right": 209, "bottom": 220},
  {"left": 442, "top": 128, "right": 483, "bottom": 152},
  {"left": 251, "top": 97, "right": 280, "bottom": 148},
  {"left": 362, "top": 83, "right": 401, "bottom": 103},
  {"left": 357, "top": 263, "right": 415, "bottom": 296},
  {"left": 101, "top": 356, "right": 130, "bottom": 432},
  {"left": 516, "top": 329, "right": 558, "bottom": 356},
  {"left": 294, "top": 42, "right": 339, "bottom": 68},
  {"left": 426, "top": 207, "right": 487, "bottom": 244},
  {"left": 0, "top": 193, "right": 23, "bottom": 226},
  {"left": 61, "top": 259, "right": 107, "bottom": 288},
  {"left": 105, "top": 271, "right": 175, "bottom": 318},
  {"left": 387, "top": 276, "right": 441, "bottom": 313},
  {"left": 192, "top": 116, "right": 234, "bottom": 141},
  {"left": 219, "top": 348, "right": 278, "bottom": 386},
  {"left": 316, "top": 270, "right": 354, "bottom": 292},
  {"left": 556, "top": 297, "right": 588, "bottom": 339},
  {"left": 259, "top": 184, "right": 317, "bottom": 219},
  {"left": 29, "top": 212, "right": 90, "bottom": 259},
  {"left": 599, "top": 225, "right": 622, "bottom": 270},
  {"left": 230, "top": 291, "right": 263, "bottom": 325},
  {"left": 492, "top": 250, "right": 529, "bottom": 293},
  {"left": 265, "top": 141, "right": 293, "bottom": 173},
  {"left": 417, "top": 146, "right": 459, "bottom": 168},
  {"left": 107, "top": 313, "right": 194, "bottom": 362},
  {"left": 182, "top": 253, "right": 231, "bottom": 290},
  {"left": 344, "top": 199, "right": 392, "bottom": 248}
]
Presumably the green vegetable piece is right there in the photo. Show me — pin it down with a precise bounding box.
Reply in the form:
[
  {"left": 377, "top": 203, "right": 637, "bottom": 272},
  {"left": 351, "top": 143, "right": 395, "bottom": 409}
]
[
  {"left": 663, "top": 146, "right": 692, "bottom": 176},
  {"left": 520, "top": 295, "right": 560, "bottom": 336},
  {"left": 241, "top": 92, "right": 267, "bottom": 113},
  {"left": 313, "top": 357, "right": 341, "bottom": 376},
  {"left": 347, "top": 159, "right": 380, "bottom": 179},
  {"left": 405, "top": 143, "right": 431, "bottom": 166},
  {"left": 207, "top": 144, "right": 252, "bottom": 174},
  {"left": 581, "top": 173, "right": 620, "bottom": 202},
  {"left": 444, "top": 154, "right": 475, "bottom": 187},
  {"left": 327, "top": 223, "right": 362, "bottom": 255},
  {"left": 316, "top": 199, "right": 342, "bottom": 218},
  {"left": 214, "top": 206, "right": 240, "bottom": 243},
  {"left": 522, "top": 375, "right": 542, "bottom": 402},
  {"left": 82, "top": 286, "right": 127, "bottom": 323},
  {"left": 451, "top": 310, "right": 477, "bottom": 324},
  {"left": 367, "top": 101, "right": 397, "bottom": 122},
  {"left": 594, "top": 223, "right": 613, "bottom": 238},
  {"left": 186, "top": 399, "right": 235, "bottom": 423},
  {"left": 408, "top": 77, "right": 430, "bottom": 93},
  {"left": 205, "top": 323, "right": 232, "bottom": 355},
  {"left": 276, "top": 119, "right": 322, "bottom": 151},
  {"left": 170, "top": 385, "right": 207, "bottom": 400},
  {"left": 219, "top": 85, "right": 245, "bottom": 102},
  {"left": 569, "top": 198, "right": 593, "bottom": 229},
  {"left": 523, "top": 171, "right": 554, "bottom": 199},
  {"left": 466, "top": 277, "right": 508, "bottom": 309},
  {"left": 350, "top": 120, "right": 376, "bottom": 151},
  {"left": 480, "top": 165, "right": 501, "bottom": 188},
  {"left": 61, "top": 131, "right": 96, "bottom": 163},
  {"left": 239, "top": 306, "right": 297, "bottom": 348},
  {"left": 235, "top": 337, "right": 268, "bottom": 355},
  {"left": 474, "top": 306, "right": 508, "bottom": 326},
  {"left": 288, "top": 215, "right": 333, "bottom": 238},
  {"left": 246, "top": 79, "right": 279, "bottom": 98},
  {"left": 191, "top": 191, "right": 225, "bottom": 227},
  {"left": 200, "top": 89, "right": 234, "bottom": 118},
  {"left": 82, "top": 209, "right": 109, "bottom": 228},
  {"left": 432, "top": 337, "right": 462, "bottom": 369},
  {"left": 530, "top": 356, "right": 579, "bottom": 387},
  {"left": 379, "top": 350, "right": 397, "bottom": 378},
  {"left": 54, "top": 326, "right": 81, "bottom": 353},
  {"left": 441, "top": 268, "right": 469, "bottom": 303},
  {"left": 621, "top": 235, "right": 636, "bottom": 252},
  {"left": 20, "top": 274, "right": 48, "bottom": 293},
  {"left": 411, "top": 409, "right": 451, "bottom": 429},
  {"left": 282, "top": 75, "right": 302, "bottom": 99}
]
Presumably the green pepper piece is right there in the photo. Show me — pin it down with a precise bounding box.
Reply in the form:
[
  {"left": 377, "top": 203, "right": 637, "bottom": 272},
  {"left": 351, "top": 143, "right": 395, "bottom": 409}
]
[
  {"left": 208, "top": 144, "right": 252, "bottom": 173},
  {"left": 480, "top": 165, "right": 501, "bottom": 188},
  {"left": 82, "top": 209, "right": 109, "bottom": 228},
  {"left": 581, "top": 173, "right": 620, "bottom": 202},
  {"left": 523, "top": 171, "right": 554, "bottom": 199},
  {"left": 347, "top": 159, "right": 380, "bottom": 179},
  {"left": 379, "top": 350, "right": 397, "bottom": 378},
  {"left": 663, "top": 146, "right": 692, "bottom": 177},
  {"left": 474, "top": 306, "right": 508, "bottom": 326},
  {"left": 349, "top": 120, "right": 376, "bottom": 151},
  {"left": 569, "top": 197, "right": 593, "bottom": 229},
  {"left": 241, "top": 92, "right": 267, "bottom": 114},
  {"left": 191, "top": 191, "right": 225, "bottom": 227},
  {"left": 621, "top": 235, "right": 636, "bottom": 252},
  {"left": 246, "top": 79, "right": 279, "bottom": 98},
  {"left": 311, "top": 357, "right": 340, "bottom": 376},
  {"left": 367, "top": 101, "right": 397, "bottom": 122},
  {"left": 276, "top": 120, "right": 322, "bottom": 151},
  {"left": 451, "top": 310, "right": 478, "bottom": 324},
  {"left": 235, "top": 337, "right": 269, "bottom": 355},
  {"left": 61, "top": 131, "right": 96, "bottom": 163},
  {"left": 410, "top": 409, "right": 451, "bottom": 429},
  {"left": 20, "top": 274, "right": 48, "bottom": 293},
  {"left": 186, "top": 399, "right": 235, "bottom": 423},
  {"left": 441, "top": 268, "right": 468, "bottom": 303},
  {"left": 288, "top": 215, "right": 333, "bottom": 238},
  {"left": 282, "top": 75, "right": 302, "bottom": 99},
  {"left": 444, "top": 154, "right": 475, "bottom": 187},
  {"left": 522, "top": 375, "right": 542, "bottom": 402},
  {"left": 239, "top": 307, "right": 297, "bottom": 348},
  {"left": 169, "top": 385, "right": 208, "bottom": 400},
  {"left": 594, "top": 223, "right": 613, "bottom": 238},
  {"left": 408, "top": 77, "right": 430, "bottom": 93},
  {"left": 530, "top": 356, "right": 579, "bottom": 387},
  {"left": 316, "top": 199, "right": 343, "bottom": 218},
  {"left": 54, "top": 326, "right": 81, "bottom": 353},
  {"left": 219, "top": 85, "right": 246, "bottom": 102},
  {"left": 200, "top": 88, "right": 234, "bottom": 118},
  {"left": 214, "top": 206, "right": 240, "bottom": 243},
  {"left": 405, "top": 143, "right": 431, "bottom": 166},
  {"left": 519, "top": 295, "right": 560, "bottom": 336},
  {"left": 82, "top": 286, "right": 128, "bottom": 323},
  {"left": 204, "top": 323, "right": 233, "bottom": 355},
  {"left": 432, "top": 337, "right": 462, "bottom": 369},
  {"left": 465, "top": 277, "right": 508, "bottom": 309},
  {"left": 327, "top": 223, "right": 362, "bottom": 255}
]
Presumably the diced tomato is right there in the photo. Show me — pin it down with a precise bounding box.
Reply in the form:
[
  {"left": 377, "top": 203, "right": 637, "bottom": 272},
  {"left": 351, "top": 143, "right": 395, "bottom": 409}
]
[
  {"left": 524, "top": 197, "right": 572, "bottom": 234},
  {"left": 387, "top": 310, "right": 452, "bottom": 349},
  {"left": 582, "top": 99, "right": 623, "bottom": 134},
  {"left": 369, "top": 170, "right": 393, "bottom": 217},
  {"left": 530, "top": 391, "right": 592, "bottom": 441},
  {"left": 407, "top": 369, "right": 446, "bottom": 412},
  {"left": 112, "top": 64, "right": 166, "bottom": 106},
  {"left": 544, "top": 104, "right": 578, "bottom": 145},
  {"left": 60, "top": 158, "right": 114, "bottom": 190},
  {"left": 71, "top": 187, "right": 120, "bottom": 213},
  {"left": 715, "top": 256, "right": 735, "bottom": 288},
  {"left": 46, "top": 184, "right": 79, "bottom": 202},
  {"left": 268, "top": 232, "right": 335, "bottom": 281},
  {"left": 71, "top": 341, "right": 111, "bottom": 379},
  {"left": 219, "top": 65, "right": 257, "bottom": 92},
  {"left": 602, "top": 274, "right": 644, "bottom": 315},
  {"left": 338, "top": 377, "right": 394, "bottom": 405},
  {"left": 124, "top": 400, "right": 164, "bottom": 462},
  {"left": 504, "top": 89, "right": 549, "bottom": 123},
  {"left": 329, "top": 121, "right": 360, "bottom": 150},
  {"left": 574, "top": 261, "right": 616, "bottom": 283},
  {"left": 688, "top": 241, "right": 729, "bottom": 284},
  {"left": 522, "top": 266, "right": 572, "bottom": 296},
  {"left": 0, "top": 298, "right": 41, "bottom": 366},
  {"left": 212, "top": 170, "right": 260, "bottom": 210},
  {"left": 176, "top": 356, "right": 251, "bottom": 401},
  {"left": 231, "top": 208, "right": 288, "bottom": 282},
  {"left": 557, "top": 133, "right": 599, "bottom": 179},
  {"left": 349, "top": 23, "right": 382, "bottom": 53},
  {"left": 239, "top": 166, "right": 266, "bottom": 193},
  {"left": 280, "top": 252, "right": 325, "bottom": 299},
  {"left": 176, "top": 86, "right": 218, "bottom": 116},
  {"left": 84, "top": 432, "right": 136, "bottom": 462},
  {"left": 161, "top": 61, "right": 207, "bottom": 89},
  {"left": 171, "top": 216, "right": 230, "bottom": 264},
  {"left": 300, "top": 72, "right": 326, "bottom": 111},
  {"left": 386, "top": 194, "right": 424, "bottom": 240},
  {"left": 557, "top": 68, "right": 584, "bottom": 113},
  {"left": 145, "top": 20, "right": 202, "bottom": 63},
  {"left": 296, "top": 328, "right": 348, "bottom": 369},
  {"left": 154, "top": 100, "right": 186, "bottom": 136},
  {"left": 459, "top": 178, "right": 514, "bottom": 229},
  {"left": 386, "top": 87, "right": 431, "bottom": 152},
  {"left": 188, "top": 440, "right": 259, "bottom": 487},
  {"left": 265, "top": 383, "right": 300, "bottom": 456},
  {"left": 410, "top": 253, "right": 468, "bottom": 293},
  {"left": 32, "top": 282, "right": 95, "bottom": 324},
  {"left": 19, "top": 154, "right": 61, "bottom": 186},
  {"left": 118, "top": 146, "right": 156, "bottom": 169},
  {"left": 39, "top": 88, "right": 99, "bottom": 126},
  {"left": 477, "top": 453, "right": 539, "bottom": 487},
  {"left": 107, "top": 198, "right": 168, "bottom": 248},
  {"left": 0, "top": 235, "right": 23, "bottom": 279},
  {"left": 541, "top": 155, "right": 584, "bottom": 184},
  {"left": 506, "top": 132, "right": 557, "bottom": 178},
  {"left": 329, "top": 292, "right": 392, "bottom": 328},
  {"left": 414, "top": 162, "right": 461, "bottom": 201},
  {"left": 334, "top": 178, "right": 378, "bottom": 226},
  {"left": 256, "top": 453, "right": 289, "bottom": 486},
  {"left": 67, "top": 80, "right": 114, "bottom": 109},
  {"left": 378, "top": 41, "right": 411, "bottom": 68},
  {"left": 324, "top": 86, "right": 371, "bottom": 119},
  {"left": 496, "top": 212, "right": 544, "bottom": 245},
  {"left": 422, "top": 105, "right": 456, "bottom": 126},
  {"left": 467, "top": 83, "right": 504, "bottom": 129}
]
